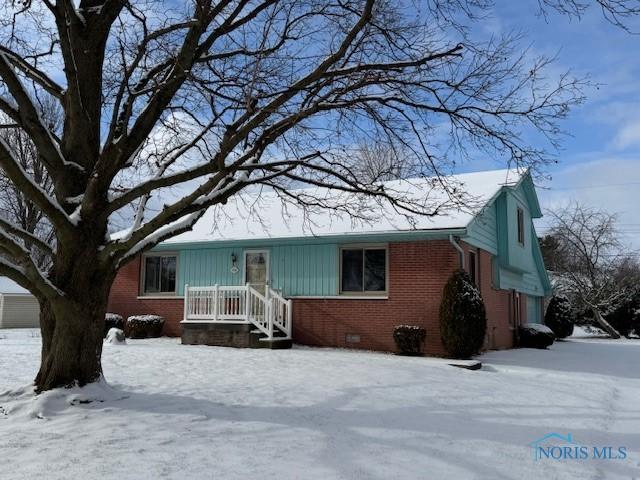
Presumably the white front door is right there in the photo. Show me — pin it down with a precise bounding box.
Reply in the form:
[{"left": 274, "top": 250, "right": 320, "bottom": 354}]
[{"left": 244, "top": 250, "right": 269, "bottom": 293}]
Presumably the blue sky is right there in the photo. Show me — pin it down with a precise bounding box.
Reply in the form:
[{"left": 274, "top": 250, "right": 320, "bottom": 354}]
[{"left": 476, "top": 2, "right": 640, "bottom": 248}]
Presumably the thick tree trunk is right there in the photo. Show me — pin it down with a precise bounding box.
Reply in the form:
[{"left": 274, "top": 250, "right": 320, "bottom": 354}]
[
  {"left": 592, "top": 307, "right": 621, "bottom": 339},
  {"left": 34, "top": 292, "right": 109, "bottom": 392},
  {"left": 34, "top": 239, "right": 114, "bottom": 392},
  {"left": 38, "top": 297, "right": 54, "bottom": 365}
]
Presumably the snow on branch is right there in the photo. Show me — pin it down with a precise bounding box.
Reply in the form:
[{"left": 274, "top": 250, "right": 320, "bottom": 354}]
[
  {"left": 108, "top": 170, "right": 249, "bottom": 253},
  {"left": 0, "top": 46, "right": 65, "bottom": 99},
  {"left": 0, "top": 235, "right": 61, "bottom": 300},
  {"left": 116, "top": 211, "right": 204, "bottom": 267},
  {"left": 0, "top": 216, "right": 54, "bottom": 256},
  {"left": 0, "top": 137, "right": 74, "bottom": 230},
  {"left": 0, "top": 53, "right": 81, "bottom": 175}
]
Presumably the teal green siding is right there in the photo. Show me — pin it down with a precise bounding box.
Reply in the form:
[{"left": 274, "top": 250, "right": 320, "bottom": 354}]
[
  {"left": 527, "top": 295, "right": 542, "bottom": 324},
  {"left": 531, "top": 227, "right": 553, "bottom": 296},
  {"left": 176, "top": 242, "right": 340, "bottom": 297},
  {"left": 465, "top": 203, "right": 498, "bottom": 254},
  {"left": 494, "top": 187, "right": 534, "bottom": 272},
  {"left": 270, "top": 243, "right": 338, "bottom": 296},
  {"left": 178, "top": 247, "right": 243, "bottom": 295},
  {"left": 495, "top": 193, "right": 509, "bottom": 262},
  {"left": 506, "top": 186, "right": 534, "bottom": 272},
  {"left": 478, "top": 175, "right": 551, "bottom": 298}
]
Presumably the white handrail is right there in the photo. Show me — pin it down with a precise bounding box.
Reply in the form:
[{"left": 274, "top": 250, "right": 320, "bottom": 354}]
[
  {"left": 247, "top": 285, "right": 270, "bottom": 336},
  {"left": 183, "top": 284, "right": 292, "bottom": 340},
  {"left": 268, "top": 287, "right": 292, "bottom": 338}
]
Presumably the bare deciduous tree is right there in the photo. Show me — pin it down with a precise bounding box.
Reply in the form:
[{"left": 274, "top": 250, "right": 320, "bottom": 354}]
[
  {"left": 347, "top": 142, "right": 408, "bottom": 183},
  {"left": 0, "top": 0, "right": 634, "bottom": 391},
  {"left": 546, "top": 203, "right": 637, "bottom": 339},
  {"left": 0, "top": 98, "right": 59, "bottom": 269}
]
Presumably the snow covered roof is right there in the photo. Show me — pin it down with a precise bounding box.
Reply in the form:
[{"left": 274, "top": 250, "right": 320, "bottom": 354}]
[
  {"left": 0, "top": 277, "right": 31, "bottom": 295},
  {"left": 161, "top": 168, "right": 525, "bottom": 245}
]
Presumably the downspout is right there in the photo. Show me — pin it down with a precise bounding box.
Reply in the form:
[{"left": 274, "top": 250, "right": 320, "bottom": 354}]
[{"left": 448, "top": 234, "right": 464, "bottom": 269}]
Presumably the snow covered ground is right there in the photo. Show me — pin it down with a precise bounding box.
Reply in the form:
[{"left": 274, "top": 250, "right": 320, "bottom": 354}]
[{"left": 1, "top": 330, "right": 639, "bottom": 479}]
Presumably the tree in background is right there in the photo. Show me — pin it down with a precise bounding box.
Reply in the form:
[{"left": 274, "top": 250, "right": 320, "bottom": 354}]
[
  {"left": 0, "top": 98, "right": 59, "bottom": 269},
  {"left": 0, "top": 0, "right": 636, "bottom": 391},
  {"left": 545, "top": 203, "right": 639, "bottom": 339},
  {"left": 604, "top": 257, "right": 640, "bottom": 337},
  {"left": 349, "top": 142, "right": 408, "bottom": 183},
  {"left": 539, "top": 234, "right": 564, "bottom": 272}
]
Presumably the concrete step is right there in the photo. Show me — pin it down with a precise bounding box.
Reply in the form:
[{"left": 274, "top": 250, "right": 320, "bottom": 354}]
[
  {"left": 248, "top": 330, "right": 292, "bottom": 349},
  {"left": 250, "top": 328, "right": 288, "bottom": 338},
  {"left": 256, "top": 337, "right": 293, "bottom": 349}
]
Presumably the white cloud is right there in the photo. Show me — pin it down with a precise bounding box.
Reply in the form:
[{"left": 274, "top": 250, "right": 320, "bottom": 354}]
[
  {"left": 612, "top": 121, "right": 640, "bottom": 150},
  {"left": 535, "top": 157, "right": 640, "bottom": 250}
]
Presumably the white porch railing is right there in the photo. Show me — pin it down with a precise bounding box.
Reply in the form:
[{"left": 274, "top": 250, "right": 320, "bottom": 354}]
[{"left": 183, "top": 283, "right": 292, "bottom": 340}]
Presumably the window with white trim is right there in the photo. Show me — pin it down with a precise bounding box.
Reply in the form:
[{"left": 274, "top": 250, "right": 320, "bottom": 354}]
[
  {"left": 141, "top": 254, "right": 177, "bottom": 295},
  {"left": 340, "top": 246, "right": 387, "bottom": 294}
]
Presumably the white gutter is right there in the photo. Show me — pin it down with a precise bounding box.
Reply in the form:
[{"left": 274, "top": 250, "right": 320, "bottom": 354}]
[{"left": 449, "top": 234, "right": 464, "bottom": 269}]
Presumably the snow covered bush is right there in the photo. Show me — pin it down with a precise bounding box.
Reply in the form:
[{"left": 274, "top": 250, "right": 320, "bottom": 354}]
[
  {"left": 104, "top": 313, "right": 124, "bottom": 337},
  {"left": 393, "top": 325, "right": 426, "bottom": 356},
  {"left": 605, "top": 291, "right": 640, "bottom": 338},
  {"left": 544, "top": 295, "right": 574, "bottom": 339},
  {"left": 439, "top": 269, "right": 487, "bottom": 359},
  {"left": 126, "top": 315, "right": 165, "bottom": 339},
  {"left": 519, "top": 324, "right": 555, "bottom": 349},
  {"left": 105, "top": 328, "right": 126, "bottom": 345}
]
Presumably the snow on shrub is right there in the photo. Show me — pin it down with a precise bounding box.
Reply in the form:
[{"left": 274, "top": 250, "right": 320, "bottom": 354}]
[
  {"left": 126, "top": 315, "right": 165, "bottom": 339},
  {"left": 519, "top": 324, "right": 555, "bottom": 349},
  {"left": 393, "top": 325, "right": 426, "bottom": 356},
  {"left": 605, "top": 292, "right": 640, "bottom": 338},
  {"left": 439, "top": 269, "right": 487, "bottom": 359},
  {"left": 544, "top": 295, "right": 574, "bottom": 339},
  {"left": 105, "top": 328, "right": 126, "bottom": 345},
  {"left": 104, "top": 313, "right": 124, "bottom": 337}
]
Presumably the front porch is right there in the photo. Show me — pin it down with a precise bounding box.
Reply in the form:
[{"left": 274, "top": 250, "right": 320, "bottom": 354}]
[{"left": 180, "top": 284, "right": 293, "bottom": 349}]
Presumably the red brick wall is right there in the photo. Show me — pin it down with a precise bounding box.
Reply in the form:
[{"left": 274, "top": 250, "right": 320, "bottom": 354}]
[
  {"left": 109, "top": 240, "right": 520, "bottom": 354},
  {"left": 107, "top": 256, "right": 184, "bottom": 336},
  {"left": 473, "top": 247, "right": 514, "bottom": 350},
  {"left": 293, "top": 240, "right": 458, "bottom": 355}
]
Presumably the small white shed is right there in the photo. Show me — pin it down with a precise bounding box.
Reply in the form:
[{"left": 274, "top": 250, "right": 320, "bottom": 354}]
[{"left": 0, "top": 277, "right": 40, "bottom": 328}]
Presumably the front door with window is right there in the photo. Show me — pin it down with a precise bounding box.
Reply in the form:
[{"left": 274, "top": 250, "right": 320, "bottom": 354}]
[{"left": 245, "top": 250, "right": 269, "bottom": 293}]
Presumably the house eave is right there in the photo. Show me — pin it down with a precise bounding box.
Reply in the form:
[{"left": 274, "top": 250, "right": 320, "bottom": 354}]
[{"left": 153, "top": 227, "right": 468, "bottom": 251}]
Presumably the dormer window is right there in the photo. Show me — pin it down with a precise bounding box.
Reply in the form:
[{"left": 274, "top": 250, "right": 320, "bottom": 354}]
[{"left": 517, "top": 207, "right": 525, "bottom": 245}]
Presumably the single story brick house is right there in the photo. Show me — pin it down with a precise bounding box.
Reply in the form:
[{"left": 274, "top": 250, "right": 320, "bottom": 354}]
[{"left": 108, "top": 168, "right": 551, "bottom": 355}]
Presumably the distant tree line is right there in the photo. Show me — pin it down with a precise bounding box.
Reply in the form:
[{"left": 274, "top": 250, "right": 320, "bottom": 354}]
[{"left": 540, "top": 203, "right": 640, "bottom": 338}]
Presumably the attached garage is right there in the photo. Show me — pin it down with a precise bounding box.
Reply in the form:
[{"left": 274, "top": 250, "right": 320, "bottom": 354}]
[{"left": 0, "top": 277, "right": 40, "bottom": 328}]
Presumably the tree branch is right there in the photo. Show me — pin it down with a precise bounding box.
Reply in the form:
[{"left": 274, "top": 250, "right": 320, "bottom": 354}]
[{"left": 0, "top": 137, "right": 73, "bottom": 231}]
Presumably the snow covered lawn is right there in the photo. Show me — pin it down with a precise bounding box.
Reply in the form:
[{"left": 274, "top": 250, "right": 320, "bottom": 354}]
[{"left": 1, "top": 330, "right": 639, "bottom": 479}]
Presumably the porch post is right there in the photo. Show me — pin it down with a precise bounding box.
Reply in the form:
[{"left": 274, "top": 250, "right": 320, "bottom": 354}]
[
  {"left": 183, "top": 284, "right": 189, "bottom": 321},
  {"left": 213, "top": 284, "right": 219, "bottom": 322},
  {"left": 265, "top": 286, "right": 273, "bottom": 339},
  {"left": 245, "top": 282, "right": 251, "bottom": 323}
]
